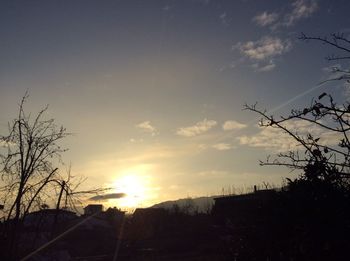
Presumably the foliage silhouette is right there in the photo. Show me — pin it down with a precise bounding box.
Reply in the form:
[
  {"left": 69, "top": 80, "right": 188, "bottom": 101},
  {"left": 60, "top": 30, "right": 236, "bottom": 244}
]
[
  {"left": 239, "top": 32, "right": 350, "bottom": 260},
  {"left": 245, "top": 32, "right": 350, "bottom": 189}
]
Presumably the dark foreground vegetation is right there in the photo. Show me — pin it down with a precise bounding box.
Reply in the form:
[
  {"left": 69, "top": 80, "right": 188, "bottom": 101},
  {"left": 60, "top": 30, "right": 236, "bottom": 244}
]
[{"left": 0, "top": 182, "right": 349, "bottom": 260}]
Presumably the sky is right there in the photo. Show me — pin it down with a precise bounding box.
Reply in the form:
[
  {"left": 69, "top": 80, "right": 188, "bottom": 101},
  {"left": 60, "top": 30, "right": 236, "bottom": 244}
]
[{"left": 0, "top": 0, "right": 350, "bottom": 210}]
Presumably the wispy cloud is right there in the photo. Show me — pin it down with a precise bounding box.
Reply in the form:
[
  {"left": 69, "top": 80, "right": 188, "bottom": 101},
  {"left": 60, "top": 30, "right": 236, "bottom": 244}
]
[
  {"left": 233, "top": 36, "right": 291, "bottom": 71},
  {"left": 238, "top": 119, "right": 339, "bottom": 152},
  {"left": 243, "top": 1, "right": 318, "bottom": 72},
  {"left": 322, "top": 64, "right": 342, "bottom": 73},
  {"left": 222, "top": 120, "right": 247, "bottom": 131},
  {"left": 177, "top": 119, "right": 217, "bottom": 137},
  {"left": 89, "top": 193, "right": 126, "bottom": 201},
  {"left": 238, "top": 126, "right": 297, "bottom": 152},
  {"left": 284, "top": 0, "right": 318, "bottom": 26},
  {"left": 162, "top": 5, "right": 171, "bottom": 12},
  {"left": 0, "top": 139, "right": 15, "bottom": 147},
  {"left": 212, "top": 143, "right": 233, "bottom": 151},
  {"left": 320, "top": 64, "right": 350, "bottom": 100},
  {"left": 129, "top": 138, "right": 144, "bottom": 143},
  {"left": 256, "top": 60, "right": 276, "bottom": 72},
  {"left": 234, "top": 36, "right": 291, "bottom": 61},
  {"left": 197, "top": 170, "right": 229, "bottom": 177},
  {"left": 219, "top": 12, "right": 229, "bottom": 26},
  {"left": 252, "top": 0, "right": 318, "bottom": 30},
  {"left": 343, "top": 83, "right": 350, "bottom": 101},
  {"left": 253, "top": 11, "right": 279, "bottom": 27},
  {"left": 136, "top": 121, "right": 158, "bottom": 136}
]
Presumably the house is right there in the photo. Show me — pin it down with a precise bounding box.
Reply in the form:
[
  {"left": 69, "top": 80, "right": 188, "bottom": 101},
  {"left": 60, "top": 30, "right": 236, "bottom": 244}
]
[
  {"left": 19, "top": 209, "right": 78, "bottom": 256},
  {"left": 84, "top": 204, "right": 103, "bottom": 215},
  {"left": 129, "top": 208, "right": 168, "bottom": 239},
  {"left": 212, "top": 189, "right": 278, "bottom": 224},
  {"left": 54, "top": 207, "right": 126, "bottom": 258},
  {"left": 23, "top": 208, "right": 77, "bottom": 229}
]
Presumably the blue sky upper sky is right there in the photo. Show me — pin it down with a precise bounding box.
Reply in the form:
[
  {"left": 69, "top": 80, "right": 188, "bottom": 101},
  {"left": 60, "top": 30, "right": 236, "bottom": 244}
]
[{"left": 1, "top": 0, "right": 349, "bottom": 209}]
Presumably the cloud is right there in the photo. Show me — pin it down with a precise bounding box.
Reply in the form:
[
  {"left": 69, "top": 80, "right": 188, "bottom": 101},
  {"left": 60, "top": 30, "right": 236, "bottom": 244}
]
[
  {"left": 238, "top": 119, "right": 339, "bottom": 152},
  {"left": 238, "top": 126, "right": 297, "bottom": 152},
  {"left": 322, "top": 64, "right": 342, "bottom": 73},
  {"left": 253, "top": 11, "right": 279, "bottom": 27},
  {"left": 233, "top": 36, "right": 291, "bottom": 71},
  {"left": 0, "top": 139, "right": 16, "bottom": 147},
  {"left": 257, "top": 61, "right": 276, "bottom": 72},
  {"left": 89, "top": 193, "right": 126, "bottom": 201},
  {"left": 219, "top": 12, "right": 229, "bottom": 26},
  {"left": 129, "top": 138, "right": 143, "bottom": 143},
  {"left": 176, "top": 119, "right": 217, "bottom": 137},
  {"left": 198, "top": 144, "right": 208, "bottom": 150},
  {"left": 343, "top": 83, "right": 350, "bottom": 101},
  {"left": 197, "top": 170, "right": 229, "bottom": 177},
  {"left": 136, "top": 121, "right": 158, "bottom": 136},
  {"left": 251, "top": 1, "right": 318, "bottom": 30},
  {"left": 320, "top": 64, "right": 350, "bottom": 100},
  {"left": 162, "top": 5, "right": 171, "bottom": 11},
  {"left": 219, "top": 58, "right": 245, "bottom": 72},
  {"left": 284, "top": 0, "right": 318, "bottom": 26},
  {"left": 212, "top": 143, "right": 233, "bottom": 151},
  {"left": 234, "top": 36, "right": 291, "bottom": 61},
  {"left": 222, "top": 120, "right": 247, "bottom": 131}
]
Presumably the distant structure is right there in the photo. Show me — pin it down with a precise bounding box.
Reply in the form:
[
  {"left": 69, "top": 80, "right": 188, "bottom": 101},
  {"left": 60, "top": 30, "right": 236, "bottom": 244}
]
[
  {"left": 133, "top": 208, "right": 167, "bottom": 221},
  {"left": 212, "top": 188, "right": 278, "bottom": 223},
  {"left": 84, "top": 204, "right": 103, "bottom": 215},
  {"left": 130, "top": 208, "right": 168, "bottom": 239},
  {"left": 23, "top": 209, "right": 77, "bottom": 228}
]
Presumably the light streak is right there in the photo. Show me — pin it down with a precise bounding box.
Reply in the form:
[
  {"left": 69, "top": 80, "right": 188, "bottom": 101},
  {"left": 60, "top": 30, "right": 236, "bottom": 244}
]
[{"left": 20, "top": 212, "right": 100, "bottom": 261}]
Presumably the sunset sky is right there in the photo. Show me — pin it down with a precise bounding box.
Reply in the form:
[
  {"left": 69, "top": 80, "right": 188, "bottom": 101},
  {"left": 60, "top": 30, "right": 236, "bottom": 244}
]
[{"left": 1, "top": 0, "right": 349, "bottom": 209}]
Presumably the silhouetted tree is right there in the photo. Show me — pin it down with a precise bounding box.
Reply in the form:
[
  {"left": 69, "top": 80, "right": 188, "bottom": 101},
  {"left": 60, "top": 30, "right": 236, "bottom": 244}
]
[
  {"left": 0, "top": 93, "right": 69, "bottom": 258},
  {"left": 0, "top": 94, "right": 109, "bottom": 259},
  {"left": 0, "top": 94, "right": 71, "bottom": 217},
  {"left": 222, "top": 32, "right": 350, "bottom": 261},
  {"left": 245, "top": 32, "right": 350, "bottom": 188}
]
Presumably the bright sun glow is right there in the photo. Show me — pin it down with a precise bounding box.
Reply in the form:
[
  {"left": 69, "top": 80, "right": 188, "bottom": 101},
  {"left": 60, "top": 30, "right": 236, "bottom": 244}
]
[
  {"left": 109, "top": 164, "right": 156, "bottom": 210},
  {"left": 115, "top": 175, "right": 145, "bottom": 208}
]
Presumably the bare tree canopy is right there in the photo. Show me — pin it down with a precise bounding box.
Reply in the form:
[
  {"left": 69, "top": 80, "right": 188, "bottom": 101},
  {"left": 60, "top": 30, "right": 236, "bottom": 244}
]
[
  {"left": 0, "top": 93, "right": 70, "bottom": 222},
  {"left": 245, "top": 32, "right": 350, "bottom": 187},
  {"left": 0, "top": 94, "right": 111, "bottom": 260}
]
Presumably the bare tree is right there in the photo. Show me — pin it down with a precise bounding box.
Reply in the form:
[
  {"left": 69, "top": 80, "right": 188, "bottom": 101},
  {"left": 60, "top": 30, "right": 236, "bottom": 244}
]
[
  {"left": 299, "top": 32, "right": 350, "bottom": 83},
  {"left": 0, "top": 94, "right": 111, "bottom": 259},
  {"left": 245, "top": 95, "right": 350, "bottom": 186},
  {"left": 0, "top": 94, "right": 70, "bottom": 258},
  {"left": 300, "top": 32, "right": 350, "bottom": 62},
  {"left": 0, "top": 94, "right": 69, "bottom": 222},
  {"left": 245, "top": 32, "right": 350, "bottom": 187},
  {"left": 51, "top": 165, "right": 110, "bottom": 215}
]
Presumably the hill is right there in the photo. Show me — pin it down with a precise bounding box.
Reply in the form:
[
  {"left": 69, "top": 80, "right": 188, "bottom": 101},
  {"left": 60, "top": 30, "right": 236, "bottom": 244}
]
[{"left": 151, "top": 196, "right": 215, "bottom": 214}]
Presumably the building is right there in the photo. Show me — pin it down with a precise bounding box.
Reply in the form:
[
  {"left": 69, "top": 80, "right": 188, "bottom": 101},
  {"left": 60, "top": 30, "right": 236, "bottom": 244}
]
[
  {"left": 212, "top": 189, "right": 279, "bottom": 224},
  {"left": 23, "top": 208, "right": 77, "bottom": 228},
  {"left": 130, "top": 208, "right": 168, "bottom": 239},
  {"left": 84, "top": 204, "right": 103, "bottom": 215}
]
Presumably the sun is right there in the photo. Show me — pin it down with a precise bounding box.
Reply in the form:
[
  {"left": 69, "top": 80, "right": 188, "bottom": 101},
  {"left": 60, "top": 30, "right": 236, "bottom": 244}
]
[
  {"left": 110, "top": 165, "right": 154, "bottom": 210},
  {"left": 115, "top": 175, "right": 145, "bottom": 208}
]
